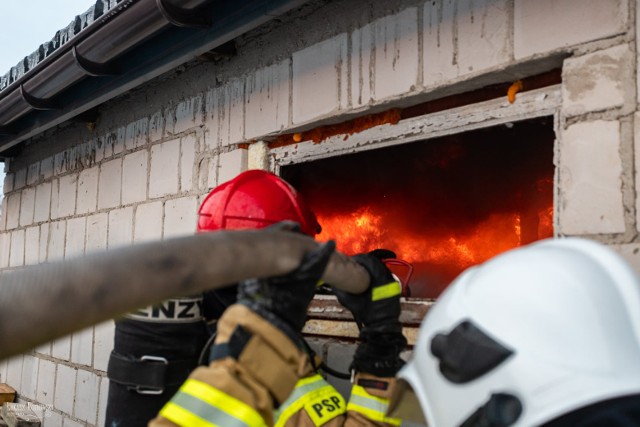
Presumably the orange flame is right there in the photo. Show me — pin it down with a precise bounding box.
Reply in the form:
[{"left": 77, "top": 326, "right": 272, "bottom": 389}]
[{"left": 316, "top": 198, "right": 553, "bottom": 297}]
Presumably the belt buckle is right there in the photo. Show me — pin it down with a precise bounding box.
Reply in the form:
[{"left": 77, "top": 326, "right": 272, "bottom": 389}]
[{"left": 135, "top": 355, "right": 168, "bottom": 395}]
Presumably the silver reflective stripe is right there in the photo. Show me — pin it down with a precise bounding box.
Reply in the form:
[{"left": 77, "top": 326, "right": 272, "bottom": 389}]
[
  {"left": 349, "top": 394, "right": 388, "bottom": 413},
  {"left": 172, "top": 391, "right": 252, "bottom": 427},
  {"left": 274, "top": 378, "right": 325, "bottom": 421}
]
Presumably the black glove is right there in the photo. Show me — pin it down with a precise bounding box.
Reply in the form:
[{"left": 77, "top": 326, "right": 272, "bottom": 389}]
[
  {"left": 334, "top": 249, "right": 407, "bottom": 377},
  {"left": 237, "top": 237, "right": 336, "bottom": 344}
]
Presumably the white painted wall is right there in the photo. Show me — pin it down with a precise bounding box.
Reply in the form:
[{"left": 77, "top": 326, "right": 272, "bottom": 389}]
[{"left": 0, "top": 0, "right": 638, "bottom": 425}]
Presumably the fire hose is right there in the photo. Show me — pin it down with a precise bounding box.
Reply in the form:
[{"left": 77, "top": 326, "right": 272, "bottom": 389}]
[{"left": 0, "top": 229, "right": 369, "bottom": 361}]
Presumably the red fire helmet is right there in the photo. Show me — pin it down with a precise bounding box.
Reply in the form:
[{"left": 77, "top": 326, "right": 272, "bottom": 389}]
[{"left": 197, "top": 170, "right": 321, "bottom": 237}]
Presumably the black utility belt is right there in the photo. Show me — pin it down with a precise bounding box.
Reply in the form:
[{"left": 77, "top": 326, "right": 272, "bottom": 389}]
[{"left": 107, "top": 351, "right": 198, "bottom": 395}]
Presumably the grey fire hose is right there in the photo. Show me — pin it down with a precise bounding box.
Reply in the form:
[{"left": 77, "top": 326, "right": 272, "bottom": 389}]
[{"left": 0, "top": 229, "right": 369, "bottom": 361}]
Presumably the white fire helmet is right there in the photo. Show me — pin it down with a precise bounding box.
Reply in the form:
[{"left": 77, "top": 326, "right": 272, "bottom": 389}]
[{"left": 389, "top": 238, "right": 640, "bottom": 426}]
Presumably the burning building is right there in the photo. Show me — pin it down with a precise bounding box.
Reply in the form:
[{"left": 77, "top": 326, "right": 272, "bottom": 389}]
[{"left": 0, "top": 0, "right": 637, "bottom": 424}]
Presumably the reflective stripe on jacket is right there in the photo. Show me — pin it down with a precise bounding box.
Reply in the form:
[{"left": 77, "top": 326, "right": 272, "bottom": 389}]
[
  {"left": 275, "top": 374, "right": 346, "bottom": 426},
  {"left": 159, "top": 378, "right": 267, "bottom": 427},
  {"left": 346, "top": 385, "right": 402, "bottom": 426}
]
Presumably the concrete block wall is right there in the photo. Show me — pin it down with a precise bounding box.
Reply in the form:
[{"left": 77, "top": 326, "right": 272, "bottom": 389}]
[{"left": 0, "top": 0, "right": 638, "bottom": 425}]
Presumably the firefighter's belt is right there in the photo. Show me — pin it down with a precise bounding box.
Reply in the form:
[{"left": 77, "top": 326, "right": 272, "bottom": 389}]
[{"left": 107, "top": 351, "right": 197, "bottom": 395}]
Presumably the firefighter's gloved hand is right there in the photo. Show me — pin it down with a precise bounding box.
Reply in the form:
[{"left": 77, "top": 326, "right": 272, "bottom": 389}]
[
  {"left": 237, "top": 239, "right": 336, "bottom": 343},
  {"left": 334, "top": 249, "right": 407, "bottom": 377}
]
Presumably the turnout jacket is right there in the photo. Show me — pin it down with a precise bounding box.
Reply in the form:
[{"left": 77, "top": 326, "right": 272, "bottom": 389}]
[{"left": 149, "top": 304, "right": 402, "bottom": 427}]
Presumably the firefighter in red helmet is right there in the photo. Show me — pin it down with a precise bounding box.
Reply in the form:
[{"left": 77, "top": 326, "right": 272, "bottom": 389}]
[{"left": 150, "top": 170, "right": 408, "bottom": 427}]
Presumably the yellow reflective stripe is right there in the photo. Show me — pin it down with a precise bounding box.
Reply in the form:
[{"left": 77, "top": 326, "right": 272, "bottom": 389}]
[
  {"left": 275, "top": 375, "right": 345, "bottom": 427},
  {"left": 372, "top": 281, "right": 401, "bottom": 301},
  {"left": 347, "top": 385, "right": 402, "bottom": 426},
  {"left": 160, "top": 379, "right": 267, "bottom": 427},
  {"left": 161, "top": 402, "right": 219, "bottom": 427}
]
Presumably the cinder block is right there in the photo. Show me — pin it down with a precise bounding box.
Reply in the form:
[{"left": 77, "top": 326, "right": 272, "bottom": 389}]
[
  {"left": 149, "top": 139, "right": 180, "bottom": 198},
  {"left": 98, "top": 158, "right": 122, "bottom": 210},
  {"left": 350, "top": 24, "right": 373, "bottom": 108},
  {"left": 0, "top": 198, "right": 6, "bottom": 231},
  {"left": 245, "top": 60, "right": 291, "bottom": 138},
  {"left": 558, "top": 120, "right": 625, "bottom": 234},
  {"left": 373, "top": 8, "right": 419, "bottom": 100},
  {"left": 40, "top": 157, "right": 54, "bottom": 181},
  {"left": 53, "top": 364, "right": 76, "bottom": 415},
  {"left": 325, "top": 342, "right": 356, "bottom": 399},
  {"left": 35, "top": 341, "right": 51, "bottom": 357},
  {"left": 54, "top": 151, "right": 68, "bottom": 176},
  {"left": 293, "top": 37, "right": 345, "bottom": 125},
  {"left": 97, "top": 378, "right": 109, "bottom": 427},
  {"left": 164, "top": 197, "right": 198, "bottom": 239},
  {"left": 20, "top": 356, "right": 38, "bottom": 400},
  {"left": 5, "top": 356, "right": 23, "bottom": 391},
  {"left": 4, "top": 173, "right": 14, "bottom": 193},
  {"left": 94, "top": 136, "right": 106, "bottom": 164},
  {"left": 44, "top": 411, "right": 63, "bottom": 427},
  {"left": 19, "top": 188, "right": 35, "bottom": 227},
  {"left": 563, "top": 44, "right": 634, "bottom": 117},
  {"left": 47, "top": 221, "right": 66, "bottom": 262},
  {"left": 62, "top": 417, "right": 82, "bottom": 427},
  {"left": 73, "top": 369, "right": 98, "bottom": 424},
  {"left": 612, "top": 244, "right": 640, "bottom": 276},
  {"left": 76, "top": 168, "right": 98, "bottom": 215},
  {"left": 206, "top": 155, "right": 219, "bottom": 189},
  {"left": 27, "top": 163, "right": 40, "bottom": 186},
  {"left": 124, "top": 118, "right": 149, "bottom": 151},
  {"left": 39, "top": 224, "right": 49, "bottom": 264},
  {"left": 36, "top": 359, "right": 56, "bottom": 406},
  {"left": 149, "top": 111, "right": 165, "bottom": 143},
  {"left": 85, "top": 213, "right": 108, "bottom": 254},
  {"left": 6, "top": 193, "right": 21, "bottom": 230},
  {"left": 70, "top": 327, "right": 93, "bottom": 367},
  {"left": 108, "top": 206, "right": 133, "bottom": 249},
  {"left": 0, "top": 233, "right": 9, "bottom": 268},
  {"left": 122, "top": 150, "right": 148, "bottom": 204},
  {"left": 204, "top": 88, "right": 222, "bottom": 151},
  {"left": 180, "top": 134, "right": 197, "bottom": 192},
  {"left": 174, "top": 95, "right": 203, "bottom": 135},
  {"left": 219, "top": 79, "right": 245, "bottom": 147},
  {"left": 51, "top": 336, "right": 71, "bottom": 362},
  {"left": 112, "top": 127, "right": 126, "bottom": 156},
  {"left": 34, "top": 182, "right": 52, "bottom": 223},
  {"left": 9, "top": 230, "right": 25, "bottom": 268},
  {"left": 514, "top": 0, "right": 628, "bottom": 59},
  {"left": 197, "top": 157, "right": 210, "bottom": 190},
  {"left": 14, "top": 169, "right": 26, "bottom": 190},
  {"left": 455, "top": 0, "right": 510, "bottom": 76},
  {"left": 93, "top": 321, "right": 114, "bottom": 372},
  {"left": 24, "top": 226, "right": 40, "bottom": 266},
  {"left": 423, "top": 0, "right": 456, "bottom": 86},
  {"left": 218, "top": 149, "right": 248, "bottom": 185},
  {"left": 65, "top": 217, "right": 86, "bottom": 258},
  {"left": 133, "top": 201, "right": 163, "bottom": 243},
  {"left": 50, "top": 180, "right": 61, "bottom": 221},
  {"left": 57, "top": 174, "right": 78, "bottom": 218}
]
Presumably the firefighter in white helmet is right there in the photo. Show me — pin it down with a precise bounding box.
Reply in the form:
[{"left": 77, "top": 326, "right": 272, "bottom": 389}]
[{"left": 389, "top": 237, "right": 640, "bottom": 426}]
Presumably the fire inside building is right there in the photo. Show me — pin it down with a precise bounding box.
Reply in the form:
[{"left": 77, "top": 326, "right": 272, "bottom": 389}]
[{"left": 0, "top": 0, "right": 638, "bottom": 425}]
